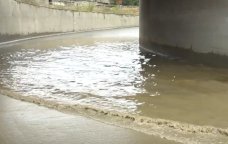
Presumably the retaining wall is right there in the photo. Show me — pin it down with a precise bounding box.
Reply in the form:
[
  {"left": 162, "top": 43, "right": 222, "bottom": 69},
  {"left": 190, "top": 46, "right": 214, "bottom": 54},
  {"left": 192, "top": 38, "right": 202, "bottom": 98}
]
[{"left": 0, "top": 0, "right": 139, "bottom": 35}]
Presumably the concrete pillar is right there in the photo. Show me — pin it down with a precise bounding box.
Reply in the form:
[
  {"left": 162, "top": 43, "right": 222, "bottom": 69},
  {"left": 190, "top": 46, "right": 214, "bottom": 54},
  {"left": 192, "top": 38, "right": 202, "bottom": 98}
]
[{"left": 140, "top": 0, "right": 228, "bottom": 58}]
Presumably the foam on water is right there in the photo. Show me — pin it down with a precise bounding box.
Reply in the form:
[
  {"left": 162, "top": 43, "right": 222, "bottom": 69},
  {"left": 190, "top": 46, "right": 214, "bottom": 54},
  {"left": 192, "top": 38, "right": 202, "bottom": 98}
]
[{"left": 0, "top": 89, "right": 228, "bottom": 144}]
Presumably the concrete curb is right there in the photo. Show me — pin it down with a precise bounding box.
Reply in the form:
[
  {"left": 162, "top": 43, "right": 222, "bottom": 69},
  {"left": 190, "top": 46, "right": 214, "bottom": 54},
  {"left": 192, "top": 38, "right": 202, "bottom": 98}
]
[{"left": 0, "top": 26, "right": 138, "bottom": 47}]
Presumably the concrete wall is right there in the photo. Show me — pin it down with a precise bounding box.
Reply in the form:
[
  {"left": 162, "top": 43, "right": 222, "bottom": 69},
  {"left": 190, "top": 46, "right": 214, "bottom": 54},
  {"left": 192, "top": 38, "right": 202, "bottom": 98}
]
[
  {"left": 0, "top": 0, "right": 138, "bottom": 35},
  {"left": 73, "top": 12, "right": 137, "bottom": 31},
  {"left": 140, "top": 0, "right": 228, "bottom": 56}
]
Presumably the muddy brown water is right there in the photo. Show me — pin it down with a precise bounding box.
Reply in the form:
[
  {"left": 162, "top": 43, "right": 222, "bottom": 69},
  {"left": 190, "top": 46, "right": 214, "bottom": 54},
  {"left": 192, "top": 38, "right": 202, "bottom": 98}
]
[{"left": 0, "top": 28, "right": 228, "bottom": 144}]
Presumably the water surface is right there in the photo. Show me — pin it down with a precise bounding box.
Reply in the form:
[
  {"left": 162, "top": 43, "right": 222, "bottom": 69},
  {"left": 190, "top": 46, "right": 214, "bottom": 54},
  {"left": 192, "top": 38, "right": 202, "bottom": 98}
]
[{"left": 0, "top": 28, "right": 228, "bottom": 144}]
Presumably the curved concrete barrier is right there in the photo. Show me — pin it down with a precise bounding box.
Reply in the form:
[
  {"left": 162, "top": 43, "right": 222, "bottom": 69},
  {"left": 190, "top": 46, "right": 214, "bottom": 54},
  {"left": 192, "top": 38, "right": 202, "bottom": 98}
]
[{"left": 0, "top": 0, "right": 139, "bottom": 35}]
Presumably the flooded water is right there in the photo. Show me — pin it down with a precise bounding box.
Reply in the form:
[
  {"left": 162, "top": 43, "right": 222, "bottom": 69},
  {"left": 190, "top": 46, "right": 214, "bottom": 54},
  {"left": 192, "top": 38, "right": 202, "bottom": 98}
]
[{"left": 0, "top": 28, "right": 228, "bottom": 144}]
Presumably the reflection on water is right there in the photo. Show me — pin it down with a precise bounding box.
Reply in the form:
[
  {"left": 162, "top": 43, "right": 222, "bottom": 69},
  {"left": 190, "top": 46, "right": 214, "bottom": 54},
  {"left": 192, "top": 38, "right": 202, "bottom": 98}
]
[
  {"left": 0, "top": 40, "right": 146, "bottom": 113},
  {"left": 137, "top": 56, "right": 228, "bottom": 128},
  {"left": 1, "top": 28, "right": 228, "bottom": 143}
]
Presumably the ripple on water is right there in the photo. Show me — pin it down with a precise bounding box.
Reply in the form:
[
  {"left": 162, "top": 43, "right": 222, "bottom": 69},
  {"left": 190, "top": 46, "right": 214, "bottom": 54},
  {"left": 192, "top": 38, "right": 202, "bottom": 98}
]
[
  {"left": 0, "top": 41, "right": 148, "bottom": 113},
  {"left": 1, "top": 29, "right": 228, "bottom": 143}
]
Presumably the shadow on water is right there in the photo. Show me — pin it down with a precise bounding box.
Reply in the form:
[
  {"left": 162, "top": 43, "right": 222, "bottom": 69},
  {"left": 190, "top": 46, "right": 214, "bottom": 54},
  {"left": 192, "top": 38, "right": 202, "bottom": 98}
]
[
  {"left": 136, "top": 45, "right": 228, "bottom": 128},
  {"left": 140, "top": 42, "right": 228, "bottom": 68}
]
